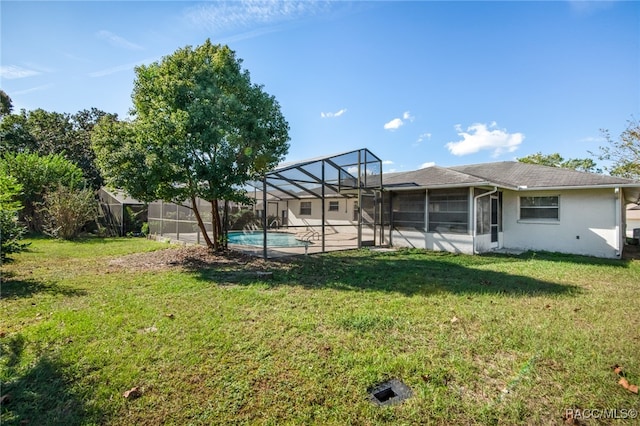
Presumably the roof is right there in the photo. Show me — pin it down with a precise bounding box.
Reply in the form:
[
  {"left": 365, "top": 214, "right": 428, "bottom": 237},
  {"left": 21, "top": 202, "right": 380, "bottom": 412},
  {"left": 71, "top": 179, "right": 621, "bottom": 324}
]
[
  {"left": 250, "top": 148, "right": 383, "bottom": 200},
  {"left": 450, "top": 161, "right": 634, "bottom": 189},
  {"left": 100, "top": 187, "right": 145, "bottom": 205},
  {"left": 385, "top": 161, "right": 640, "bottom": 202}
]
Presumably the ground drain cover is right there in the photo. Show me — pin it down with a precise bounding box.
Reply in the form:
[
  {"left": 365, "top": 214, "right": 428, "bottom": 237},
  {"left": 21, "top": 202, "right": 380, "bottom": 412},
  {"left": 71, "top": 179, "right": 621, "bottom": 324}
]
[{"left": 368, "top": 378, "right": 412, "bottom": 406}]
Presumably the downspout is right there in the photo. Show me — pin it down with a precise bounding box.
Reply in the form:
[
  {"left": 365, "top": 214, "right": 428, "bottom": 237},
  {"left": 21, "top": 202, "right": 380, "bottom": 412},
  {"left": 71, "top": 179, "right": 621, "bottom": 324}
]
[
  {"left": 614, "top": 187, "right": 621, "bottom": 258},
  {"left": 473, "top": 187, "right": 498, "bottom": 254}
]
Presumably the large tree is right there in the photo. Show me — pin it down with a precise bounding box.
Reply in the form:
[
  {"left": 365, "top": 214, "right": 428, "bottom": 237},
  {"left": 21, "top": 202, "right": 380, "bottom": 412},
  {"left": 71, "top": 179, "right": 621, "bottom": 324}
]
[
  {"left": 0, "top": 90, "right": 13, "bottom": 117},
  {"left": 594, "top": 119, "right": 640, "bottom": 180},
  {"left": 92, "top": 40, "right": 290, "bottom": 251},
  {"left": 0, "top": 107, "right": 114, "bottom": 189},
  {"left": 517, "top": 152, "right": 599, "bottom": 173}
]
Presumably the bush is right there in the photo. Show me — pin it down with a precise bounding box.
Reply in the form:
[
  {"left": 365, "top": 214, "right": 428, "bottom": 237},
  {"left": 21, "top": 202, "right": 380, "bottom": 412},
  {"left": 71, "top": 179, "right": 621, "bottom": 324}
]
[
  {"left": 0, "top": 152, "right": 85, "bottom": 232},
  {"left": 0, "top": 175, "right": 28, "bottom": 262},
  {"left": 42, "top": 185, "right": 98, "bottom": 239}
]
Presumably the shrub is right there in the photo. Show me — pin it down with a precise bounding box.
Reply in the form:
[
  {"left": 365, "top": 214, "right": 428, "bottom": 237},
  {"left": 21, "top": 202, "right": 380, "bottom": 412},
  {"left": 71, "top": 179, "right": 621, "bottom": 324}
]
[
  {"left": 41, "top": 185, "right": 98, "bottom": 239},
  {"left": 0, "top": 151, "right": 84, "bottom": 232},
  {"left": 0, "top": 175, "right": 28, "bottom": 261}
]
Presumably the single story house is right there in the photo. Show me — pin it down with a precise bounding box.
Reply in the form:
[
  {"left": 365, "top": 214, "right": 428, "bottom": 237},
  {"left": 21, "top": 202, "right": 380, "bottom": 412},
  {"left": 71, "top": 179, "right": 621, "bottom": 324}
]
[
  {"left": 146, "top": 148, "right": 640, "bottom": 259},
  {"left": 384, "top": 161, "right": 640, "bottom": 259},
  {"left": 627, "top": 204, "right": 640, "bottom": 238}
]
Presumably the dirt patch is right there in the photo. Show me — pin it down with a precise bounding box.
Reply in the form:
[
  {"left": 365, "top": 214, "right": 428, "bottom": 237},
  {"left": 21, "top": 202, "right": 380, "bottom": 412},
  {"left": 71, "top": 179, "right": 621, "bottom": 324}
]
[
  {"left": 623, "top": 244, "right": 640, "bottom": 260},
  {"left": 108, "top": 245, "right": 285, "bottom": 272}
]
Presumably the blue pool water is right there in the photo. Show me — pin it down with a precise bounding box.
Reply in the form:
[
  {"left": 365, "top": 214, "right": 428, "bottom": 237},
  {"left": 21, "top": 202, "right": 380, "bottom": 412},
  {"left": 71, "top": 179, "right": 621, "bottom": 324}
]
[{"left": 227, "top": 231, "right": 309, "bottom": 247}]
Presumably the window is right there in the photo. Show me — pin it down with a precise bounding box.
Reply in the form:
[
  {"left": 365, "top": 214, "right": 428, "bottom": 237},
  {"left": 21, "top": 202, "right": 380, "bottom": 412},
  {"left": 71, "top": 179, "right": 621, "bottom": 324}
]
[
  {"left": 520, "top": 196, "right": 559, "bottom": 220},
  {"left": 328, "top": 201, "right": 340, "bottom": 212},
  {"left": 428, "top": 189, "right": 469, "bottom": 233},
  {"left": 299, "top": 201, "right": 312, "bottom": 216}
]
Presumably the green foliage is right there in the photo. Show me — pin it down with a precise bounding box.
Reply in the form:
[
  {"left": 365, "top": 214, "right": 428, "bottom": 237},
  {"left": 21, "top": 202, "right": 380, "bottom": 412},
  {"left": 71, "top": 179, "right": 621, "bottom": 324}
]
[
  {"left": 93, "top": 40, "right": 290, "bottom": 250},
  {"left": 0, "top": 152, "right": 85, "bottom": 232},
  {"left": 0, "top": 89, "right": 12, "bottom": 117},
  {"left": 0, "top": 107, "right": 115, "bottom": 189},
  {"left": 517, "top": 152, "right": 599, "bottom": 173},
  {"left": 595, "top": 119, "right": 640, "bottom": 180},
  {"left": 41, "top": 185, "right": 98, "bottom": 239},
  {"left": 0, "top": 174, "right": 28, "bottom": 261}
]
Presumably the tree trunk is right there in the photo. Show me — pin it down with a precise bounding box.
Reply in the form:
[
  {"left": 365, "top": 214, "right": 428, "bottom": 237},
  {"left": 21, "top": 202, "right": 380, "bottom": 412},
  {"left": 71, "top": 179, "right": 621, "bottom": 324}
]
[
  {"left": 211, "top": 199, "right": 223, "bottom": 252},
  {"left": 190, "top": 195, "right": 214, "bottom": 250}
]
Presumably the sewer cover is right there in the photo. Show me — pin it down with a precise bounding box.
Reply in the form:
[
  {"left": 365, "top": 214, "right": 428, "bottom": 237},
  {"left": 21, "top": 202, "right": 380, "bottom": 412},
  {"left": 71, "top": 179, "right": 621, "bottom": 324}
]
[{"left": 368, "top": 378, "right": 412, "bottom": 406}]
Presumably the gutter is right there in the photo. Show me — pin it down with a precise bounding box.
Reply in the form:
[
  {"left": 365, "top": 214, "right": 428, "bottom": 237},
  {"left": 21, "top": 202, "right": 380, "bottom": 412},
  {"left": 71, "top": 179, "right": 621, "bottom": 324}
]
[{"left": 473, "top": 187, "right": 498, "bottom": 254}]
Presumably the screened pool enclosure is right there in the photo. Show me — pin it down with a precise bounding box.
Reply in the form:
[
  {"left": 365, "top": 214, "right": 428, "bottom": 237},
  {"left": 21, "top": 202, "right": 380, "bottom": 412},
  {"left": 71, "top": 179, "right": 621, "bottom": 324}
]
[{"left": 147, "top": 148, "right": 386, "bottom": 258}]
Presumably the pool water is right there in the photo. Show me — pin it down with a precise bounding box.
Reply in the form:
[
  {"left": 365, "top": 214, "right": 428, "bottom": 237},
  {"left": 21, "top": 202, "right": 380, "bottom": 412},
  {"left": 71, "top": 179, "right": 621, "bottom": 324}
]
[{"left": 227, "top": 231, "right": 309, "bottom": 247}]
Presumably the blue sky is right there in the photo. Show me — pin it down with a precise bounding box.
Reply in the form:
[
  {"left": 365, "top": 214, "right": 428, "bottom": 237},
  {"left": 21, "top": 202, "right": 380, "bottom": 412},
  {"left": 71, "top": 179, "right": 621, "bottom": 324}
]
[{"left": 2, "top": 1, "right": 638, "bottom": 173}]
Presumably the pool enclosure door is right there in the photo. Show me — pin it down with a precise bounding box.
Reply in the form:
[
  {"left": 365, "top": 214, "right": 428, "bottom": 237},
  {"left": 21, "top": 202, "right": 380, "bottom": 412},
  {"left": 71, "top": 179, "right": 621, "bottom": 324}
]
[{"left": 359, "top": 192, "right": 380, "bottom": 247}]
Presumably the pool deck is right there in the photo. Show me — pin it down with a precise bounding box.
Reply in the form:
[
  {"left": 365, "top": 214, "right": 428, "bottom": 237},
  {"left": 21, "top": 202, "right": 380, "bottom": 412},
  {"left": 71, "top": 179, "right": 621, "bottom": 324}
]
[{"left": 151, "top": 229, "right": 377, "bottom": 258}]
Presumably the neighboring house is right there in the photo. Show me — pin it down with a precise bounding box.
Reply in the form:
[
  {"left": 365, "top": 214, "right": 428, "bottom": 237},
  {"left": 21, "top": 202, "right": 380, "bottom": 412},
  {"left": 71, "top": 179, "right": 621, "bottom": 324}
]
[
  {"left": 627, "top": 204, "right": 640, "bottom": 238},
  {"left": 384, "top": 162, "right": 640, "bottom": 259}
]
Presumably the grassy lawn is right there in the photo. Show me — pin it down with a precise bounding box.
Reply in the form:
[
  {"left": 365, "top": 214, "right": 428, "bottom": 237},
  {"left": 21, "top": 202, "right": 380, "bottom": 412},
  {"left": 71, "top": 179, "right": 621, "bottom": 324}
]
[{"left": 1, "top": 238, "right": 639, "bottom": 425}]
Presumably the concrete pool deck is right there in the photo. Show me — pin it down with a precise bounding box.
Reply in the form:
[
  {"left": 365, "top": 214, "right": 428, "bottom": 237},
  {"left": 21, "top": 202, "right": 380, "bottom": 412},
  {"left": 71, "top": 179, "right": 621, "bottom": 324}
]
[{"left": 150, "top": 229, "right": 378, "bottom": 258}]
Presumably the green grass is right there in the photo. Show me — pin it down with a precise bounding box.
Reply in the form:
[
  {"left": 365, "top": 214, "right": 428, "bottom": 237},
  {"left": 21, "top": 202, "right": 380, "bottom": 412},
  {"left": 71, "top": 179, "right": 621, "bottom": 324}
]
[{"left": 1, "top": 238, "right": 639, "bottom": 425}]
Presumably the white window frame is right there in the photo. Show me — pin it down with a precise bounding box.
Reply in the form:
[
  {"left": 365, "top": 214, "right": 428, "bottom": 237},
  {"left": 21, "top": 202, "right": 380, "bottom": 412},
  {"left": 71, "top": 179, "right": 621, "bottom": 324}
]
[
  {"left": 299, "top": 201, "right": 312, "bottom": 216},
  {"left": 328, "top": 200, "right": 340, "bottom": 212},
  {"left": 519, "top": 195, "right": 560, "bottom": 222}
]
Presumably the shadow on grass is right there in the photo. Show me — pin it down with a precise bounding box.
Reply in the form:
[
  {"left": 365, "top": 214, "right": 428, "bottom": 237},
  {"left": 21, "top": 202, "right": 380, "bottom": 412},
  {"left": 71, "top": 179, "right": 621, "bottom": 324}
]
[
  {"left": 0, "top": 272, "right": 87, "bottom": 300},
  {"left": 512, "top": 250, "right": 631, "bottom": 267},
  {"left": 186, "top": 249, "right": 583, "bottom": 297},
  {"left": 0, "top": 335, "right": 97, "bottom": 426}
]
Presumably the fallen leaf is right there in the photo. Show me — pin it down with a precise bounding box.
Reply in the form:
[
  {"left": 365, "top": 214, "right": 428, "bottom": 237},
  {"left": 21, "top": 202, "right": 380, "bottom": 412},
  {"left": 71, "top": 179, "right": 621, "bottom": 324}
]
[
  {"left": 450, "top": 316, "right": 459, "bottom": 324},
  {"left": 165, "top": 313, "right": 175, "bottom": 319},
  {"left": 123, "top": 386, "right": 142, "bottom": 400},
  {"left": 619, "top": 377, "right": 630, "bottom": 389}
]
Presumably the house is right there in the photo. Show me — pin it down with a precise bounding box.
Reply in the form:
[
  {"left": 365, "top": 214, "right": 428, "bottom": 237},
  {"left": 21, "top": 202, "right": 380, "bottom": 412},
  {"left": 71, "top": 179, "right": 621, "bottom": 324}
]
[
  {"left": 627, "top": 204, "right": 640, "bottom": 239},
  {"left": 145, "top": 148, "right": 640, "bottom": 259},
  {"left": 384, "top": 162, "right": 640, "bottom": 259}
]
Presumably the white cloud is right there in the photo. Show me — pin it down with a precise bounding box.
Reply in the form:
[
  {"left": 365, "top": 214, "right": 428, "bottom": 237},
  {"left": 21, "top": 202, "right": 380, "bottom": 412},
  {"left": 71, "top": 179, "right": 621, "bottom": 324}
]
[
  {"left": 446, "top": 122, "right": 524, "bottom": 157},
  {"left": 568, "top": 0, "right": 616, "bottom": 15},
  {"left": 183, "top": 0, "right": 331, "bottom": 33},
  {"left": 382, "top": 160, "right": 394, "bottom": 165},
  {"left": 384, "top": 111, "right": 414, "bottom": 131},
  {"left": 0, "top": 65, "right": 41, "bottom": 79},
  {"left": 420, "top": 161, "right": 436, "bottom": 169},
  {"left": 88, "top": 57, "right": 157, "bottom": 77},
  {"left": 96, "top": 30, "right": 143, "bottom": 50},
  {"left": 384, "top": 118, "right": 404, "bottom": 130},
  {"left": 320, "top": 108, "right": 347, "bottom": 118},
  {"left": 403, "top": 111, "right": 414, "bottom": 122},
  {"left": 413, "top": 132, "right": 432, "bottom": 146},
  {"left": 12, "top": 84, "right": 54, "bottom": 95}
]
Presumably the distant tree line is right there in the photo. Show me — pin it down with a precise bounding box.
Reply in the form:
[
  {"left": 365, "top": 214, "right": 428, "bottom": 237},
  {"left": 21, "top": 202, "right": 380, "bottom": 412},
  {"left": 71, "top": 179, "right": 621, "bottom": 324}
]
[
  {"left": 516, "top": 119, "right": 640, "bottom": 181},
  {"left": 0, "top": 91, "right": 110, "bottom": 258}
]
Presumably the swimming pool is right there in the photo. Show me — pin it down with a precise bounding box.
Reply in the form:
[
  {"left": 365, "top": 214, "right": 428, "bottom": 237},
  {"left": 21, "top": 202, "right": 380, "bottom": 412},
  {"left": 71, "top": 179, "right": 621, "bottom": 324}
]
[{"left": 227, "top": 231, "right": 309, "bottom": 247}]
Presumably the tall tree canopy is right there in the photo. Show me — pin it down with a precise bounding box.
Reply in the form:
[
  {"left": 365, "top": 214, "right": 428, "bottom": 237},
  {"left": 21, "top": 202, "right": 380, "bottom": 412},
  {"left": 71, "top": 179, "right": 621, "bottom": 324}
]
[
  {"left": 92, "top": 40, "right": 290, "bottom": 250},
  {"left": 517, "top": 152, "right": 599, "bottom": 173},
  {"left": 0, "top": 107, "right": 115, "bottom": 189},
  {"left": 595, "top": 119, "right": 640, "bottom": 180}
]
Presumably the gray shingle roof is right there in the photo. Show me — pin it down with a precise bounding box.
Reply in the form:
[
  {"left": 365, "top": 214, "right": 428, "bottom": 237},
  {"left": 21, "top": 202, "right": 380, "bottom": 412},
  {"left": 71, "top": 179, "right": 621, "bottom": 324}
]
[
  {"left": 384, "top": 161, "right": 637, "bottom": 190},
  {"left": 383, "top": 165, "right": 487, "bottom": 188},
  {"left": 450, "top": 161, "right": 635, "bottom": 189}
]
